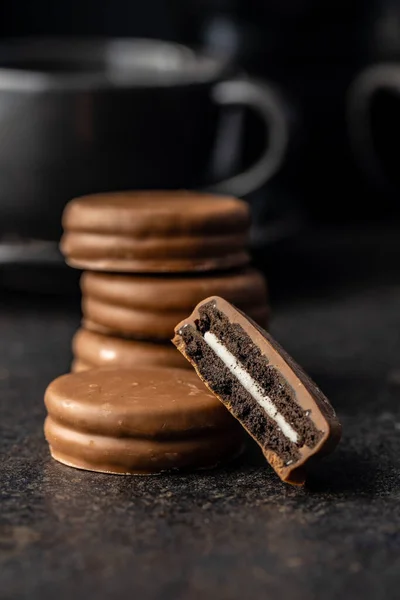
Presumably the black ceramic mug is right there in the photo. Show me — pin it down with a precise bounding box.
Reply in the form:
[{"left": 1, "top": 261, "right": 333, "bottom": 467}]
[{"left": 0, "top": 37, "right": 289, "bottom": 263}]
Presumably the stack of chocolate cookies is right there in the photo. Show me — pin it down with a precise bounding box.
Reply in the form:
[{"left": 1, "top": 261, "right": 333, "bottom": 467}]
[
  {"left": 60, "top": 190, "right": 270, "bottom": 371},
  {"left": 48, "top": 192, "right": 341, "bottom": 482}
]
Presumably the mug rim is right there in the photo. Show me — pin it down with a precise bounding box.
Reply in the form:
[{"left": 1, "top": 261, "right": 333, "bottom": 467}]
[{"left": 0, "top": 37, "right": 231, "bottom": 91}]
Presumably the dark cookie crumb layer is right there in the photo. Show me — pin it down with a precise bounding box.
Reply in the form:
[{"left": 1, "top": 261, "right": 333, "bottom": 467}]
[
  {"left": 180, "top": 324, "right": 300, "bottom": 465},
  {"left": 195, "top": 302, "right": 323, "bottom": 449}
]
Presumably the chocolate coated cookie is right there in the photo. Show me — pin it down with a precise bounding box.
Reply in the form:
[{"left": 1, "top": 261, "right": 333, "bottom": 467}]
[
  {"left": 44, "top": 367, "right": 244, "bottom": 474},
  {"left": 173, "top": 297, "right": 342, "bottom": 485},
  {"left": 81, "top": 268, "right": 269, "bottom": 340},
  {"left": 72, "top": 328, "right": 189, "bottom": 371},
  {"left": 61, "top": 191, "right": 250, "bottom": 272}
]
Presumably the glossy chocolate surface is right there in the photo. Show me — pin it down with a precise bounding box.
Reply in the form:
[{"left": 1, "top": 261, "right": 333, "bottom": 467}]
[
  {"left": 61, "top": 191, "right": 250, "bottom": 272},
  {"left": 44, "top": 366, "right": 243, "bottom": 474},
  {"left": 174, "top": 297, "right": 341, "bottom": 484}
]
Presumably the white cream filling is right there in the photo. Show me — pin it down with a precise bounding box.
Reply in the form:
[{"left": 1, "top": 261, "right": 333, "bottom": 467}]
[{"left": 203, "top": 331, "right": 299, "bottom": 444}]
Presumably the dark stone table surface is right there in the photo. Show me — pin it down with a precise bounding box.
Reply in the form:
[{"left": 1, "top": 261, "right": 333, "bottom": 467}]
[{"left": 1, "top": 225, "right": 400, "bottom": 600}]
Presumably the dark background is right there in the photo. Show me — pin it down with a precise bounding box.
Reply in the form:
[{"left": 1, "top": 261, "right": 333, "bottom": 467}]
[
  {"left": 1, "top": 0, "right": 400, "bottom": 223},
  {"left": 2, "top": 5, "right": 400, "bottom": 599}
]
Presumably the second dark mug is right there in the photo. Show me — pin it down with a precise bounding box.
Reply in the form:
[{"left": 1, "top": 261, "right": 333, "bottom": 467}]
[
  {"left": 0, "top": 37, "right": 289, "bottom": 242},
  {"left": 348, "top": 63, "right": 400, "bottom": 193}
]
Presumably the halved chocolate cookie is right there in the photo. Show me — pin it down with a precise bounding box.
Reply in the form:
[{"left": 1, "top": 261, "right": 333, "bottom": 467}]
[{"left": 173, "top": 296, "right": 342, "bottom": 485}]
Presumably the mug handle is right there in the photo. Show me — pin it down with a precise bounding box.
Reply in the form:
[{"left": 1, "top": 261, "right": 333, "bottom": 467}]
[
  {"left": 206, "top": 77, "right": 289, "bottom": 197},
  {"left": 348, "top": 63, "right": 400, "bottom": 192}
]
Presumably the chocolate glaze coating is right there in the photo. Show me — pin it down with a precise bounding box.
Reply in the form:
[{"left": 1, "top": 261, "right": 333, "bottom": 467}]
[
  {"left": 81, "top": 268, "right": 269, "bottom": 340},
  {"left": 60, "top": 191, "right": 250, "bottom": 272},
  {"left": 44, "top": 367, "right": 244, "bottom": 474},
  {"left": 72, "top": 328, "right": 190, "bottom": 371},
  {"left": 173, "top": 296, "right": 342, "bottom": 485}
]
